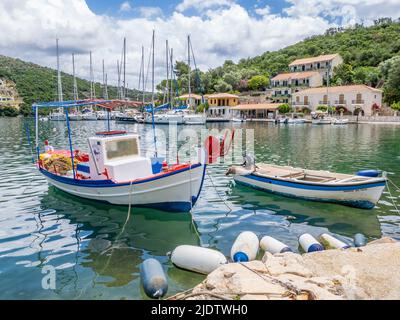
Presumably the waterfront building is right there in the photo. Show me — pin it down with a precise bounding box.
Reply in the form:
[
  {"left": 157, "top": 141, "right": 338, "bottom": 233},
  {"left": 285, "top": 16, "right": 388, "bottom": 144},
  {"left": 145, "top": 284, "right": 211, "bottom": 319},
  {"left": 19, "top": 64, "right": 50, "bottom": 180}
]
[
  {"left": 178, "top": 94, "right": 203, "bottom": 107},
  {"left": 206, "top": 93, "right": 239, "bottom": 119},
  {"left": 271, "top": 71, "right": 323, "bottom": 104},
  {"left": 292, "top": 84, "right": 382, "bottom": 116},
  {"left": 231, "top": 103, "right": 280, "bottom": 120},
  {"left": 0, "top": 78, "right": 21, "bottom": 110},
  {"left": 289, "top": 54, "right": 343, "bottom": 79}
]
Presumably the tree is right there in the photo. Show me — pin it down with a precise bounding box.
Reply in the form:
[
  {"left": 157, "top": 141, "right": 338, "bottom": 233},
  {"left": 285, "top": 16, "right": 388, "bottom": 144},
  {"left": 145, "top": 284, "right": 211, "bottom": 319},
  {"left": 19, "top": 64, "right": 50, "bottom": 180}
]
[
  {"left": 248, "top": 75, "right": 269, "bottom": 91},
  {"left": 353, "top": 66, "right": 380, "bottom": 87},
  {"left": 391, "top": 102, "right": 400, "bottom": 115},
  {"left": 213, "top": 79, "right": 232, "bottom": 92},
  {"left": 332, "top": 63, "right": 355, "bottom": 85},
  {"left": 174, "top": 61, "right": 189, "bottom": 77},
  {"left": 380, "top": 56, "right": 400, "bottom": 104},
  {"left": 223, "top": 71, "right": 241, "bottom": 89},
  {"left": 278, "top": 103, "right": 292, "bottom": 114}
]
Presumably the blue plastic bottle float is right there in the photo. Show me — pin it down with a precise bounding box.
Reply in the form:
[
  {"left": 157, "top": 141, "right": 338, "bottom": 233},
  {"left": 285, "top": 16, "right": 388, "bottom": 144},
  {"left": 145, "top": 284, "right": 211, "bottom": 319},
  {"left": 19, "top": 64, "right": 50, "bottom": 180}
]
[
  {"left": 260, "top": 236, "right": 292, "bottom": 254},
  {"left": 299, "top": 233, "right": 325, "bottom": 253},
  {"left": 231, "top": 231, "right": 260, "bottom": 262},
  {"left": 140, "top": 258, "right": 168, "bottom": 299}
]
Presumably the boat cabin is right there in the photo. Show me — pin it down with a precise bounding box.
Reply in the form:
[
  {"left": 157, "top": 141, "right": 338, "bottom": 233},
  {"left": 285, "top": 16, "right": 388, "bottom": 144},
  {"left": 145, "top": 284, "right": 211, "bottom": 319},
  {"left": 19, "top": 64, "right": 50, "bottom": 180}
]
[{"left": 78, "top": 132, "right": 155, "bottom": 182}]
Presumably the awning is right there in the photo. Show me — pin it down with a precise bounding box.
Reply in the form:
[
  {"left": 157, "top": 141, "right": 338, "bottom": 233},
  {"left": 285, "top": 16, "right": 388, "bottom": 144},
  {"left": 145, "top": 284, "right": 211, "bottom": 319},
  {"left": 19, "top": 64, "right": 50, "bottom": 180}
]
[{"left": 231, "top": 103, "right": 280, "bottom": 111}]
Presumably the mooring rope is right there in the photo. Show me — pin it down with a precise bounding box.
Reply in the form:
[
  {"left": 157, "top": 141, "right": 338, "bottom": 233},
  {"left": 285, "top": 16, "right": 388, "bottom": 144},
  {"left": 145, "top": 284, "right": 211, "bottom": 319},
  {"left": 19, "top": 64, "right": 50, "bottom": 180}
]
[
  {"left": 386, "top": 180, "right": 400, "bottom": 215},
  {"left": 207, "top": 170, "right": 232, "bottom": 213}
]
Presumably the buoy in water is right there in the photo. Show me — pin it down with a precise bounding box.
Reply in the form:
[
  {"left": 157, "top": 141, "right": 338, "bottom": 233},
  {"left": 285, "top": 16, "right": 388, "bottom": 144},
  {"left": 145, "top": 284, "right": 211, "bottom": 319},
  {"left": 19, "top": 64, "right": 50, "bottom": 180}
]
[
  {"left": 319, "top": 233, "right": 351, "bottom": 250},
  {"left": 354, "top": 233, "right": 367, "bottom": 247},
  {"left": 231, "top": 231, "right": 259, "bottom": 262},
  {"left": 260, "top": 236, "right": 292, "bottom": 254},
  {"left": 140, "top": 258, "right": 168, "bottom": 299},
  {"left": 299, "top": 234, "right": 324, "bottom": 253},
  {"left": 170, "top": 245, "right": 227, "bottom": 275}
]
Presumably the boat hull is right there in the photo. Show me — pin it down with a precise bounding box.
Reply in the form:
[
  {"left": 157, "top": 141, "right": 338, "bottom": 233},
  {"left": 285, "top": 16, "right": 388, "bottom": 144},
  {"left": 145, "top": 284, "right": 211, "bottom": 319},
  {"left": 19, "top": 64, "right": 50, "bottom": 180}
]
[
  {"left": 40, "top": 162, "right": 206, "bottom": 212},
  {"left": 233, "top": 174, "right": 386, "bottom": 209}
]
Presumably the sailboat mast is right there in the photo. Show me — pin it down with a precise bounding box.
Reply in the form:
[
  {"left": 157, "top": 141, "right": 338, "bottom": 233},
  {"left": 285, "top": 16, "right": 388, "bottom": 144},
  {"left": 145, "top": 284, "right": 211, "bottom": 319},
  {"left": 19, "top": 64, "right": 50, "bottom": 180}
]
[
  {"left": 187, "top": 35, "right": 191, "bottom": 108},
  {"left": 123, "top": 37, "right": 126, "bottom": 100},
  {"left": 102, "top": 59, "right": 108, "bottom": 99},
  {"left": 89, "top": 51, "right": 94, "bottom": 100},
  {"left": 56, "top": 38, "right": 63, "bottom": 102},
  {"left": 166, "top": 40, "right": 169, "bottom": 105},
  {"left": 141, "top": 46, "right": 145, "bottom": 105},
  {"left": 151, "top": 31, "right": 155, "bottom": 107},
  {"left": 105, "top": 73, "right": 108, "bottom": 100},
  {"left": 170, "top": 48, "right": 174, "bottom": 108},
  {"left": 117, "top": 59, "right": 121, "bottom": 99},
  {"left": 72, "top": 53, "right": 78, "bottom": 101},
  {"left": 151, "top": 30, "right": 157, "bottom": 157}
]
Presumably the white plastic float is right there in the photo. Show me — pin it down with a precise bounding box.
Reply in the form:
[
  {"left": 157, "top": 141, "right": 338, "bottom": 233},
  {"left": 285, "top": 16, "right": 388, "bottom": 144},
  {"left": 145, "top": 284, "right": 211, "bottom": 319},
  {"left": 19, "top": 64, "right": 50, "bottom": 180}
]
[
  {"left": 299, "top": 233, "right": 325, "bottom": 253},
  {"left": 319, "top": 233, "right": 351, "bottom": 249},
  {"left": 260, "top": 236, "right": 292, "bottom": 254},
  {"left": 231, "top": 231, "right": 259, "bottom": 262},
  {"left": 170, "top": 245, "right": 227, "bottom": 275}
]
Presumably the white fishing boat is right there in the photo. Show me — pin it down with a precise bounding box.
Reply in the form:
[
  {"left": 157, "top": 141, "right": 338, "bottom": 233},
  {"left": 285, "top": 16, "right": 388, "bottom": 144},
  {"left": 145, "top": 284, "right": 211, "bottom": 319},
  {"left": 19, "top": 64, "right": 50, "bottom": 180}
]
[
  {"left": 288, "top": 118, "right": 306, "bottom": 124},
  {"left": 227, "top": 157, "right": 386, "bottom": 209},
  {"left": 82, "top": 110, "right": 98, "bottom": 121},
  {"left": 232, "top": 118, "right": 247, "bottom": 123},
  {"left": 50, "top": 110, "right": 66, "bottom": 121},
  {"left": 312, "top": 118, "right": 332, "bottom": 125},
  {"left": 68, "top": 113, "right": 82, "bottom": 121},
  {"left": 32, "top": 100, "right": 207, "bottom": 212},
  {"left": 145, "top": 111, "right": 184, "bottom": 125},
  {"left": 332, "top": 118, "right": 349, "bottom": 125},
  {"left": 183, "top": 112, "right": 206, "bottom": 125},
  {"left": 96, "top": 111, "right": 108, "bottom": 120}
]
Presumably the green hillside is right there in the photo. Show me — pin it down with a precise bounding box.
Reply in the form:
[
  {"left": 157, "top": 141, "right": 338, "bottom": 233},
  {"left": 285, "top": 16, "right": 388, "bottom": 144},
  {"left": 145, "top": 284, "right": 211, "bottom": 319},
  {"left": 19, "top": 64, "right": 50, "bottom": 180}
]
[
  {"left": 173, "top": 18, "right": 400, "bottom": 105},
  {"left": 2, "top": 18, "right": 400, "bottom": 116},
  {"left": 0, "top": 55, "right": 143, "bottom": 115}
]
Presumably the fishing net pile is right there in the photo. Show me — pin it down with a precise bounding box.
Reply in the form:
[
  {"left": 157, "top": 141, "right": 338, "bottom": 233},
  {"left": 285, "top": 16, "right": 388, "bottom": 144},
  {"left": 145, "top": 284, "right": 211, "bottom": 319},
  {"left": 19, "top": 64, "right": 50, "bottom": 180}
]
[{"left": 41, "top": 153, "right": 81, "bottom": 175}]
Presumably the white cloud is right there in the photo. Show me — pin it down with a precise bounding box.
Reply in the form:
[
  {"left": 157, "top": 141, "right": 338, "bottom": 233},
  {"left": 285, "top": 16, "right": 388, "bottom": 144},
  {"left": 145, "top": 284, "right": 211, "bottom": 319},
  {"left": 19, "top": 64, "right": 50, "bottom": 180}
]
[
  {"left": 285, "top": 0, "right": 400, "bottom": 26},
  {"left": 138, "top": 6, "right": 163, "bottom": 19},
  {"left": 119, "top": 1, "right": 132, "bottom": 12},
  {"left": 176, "top": 0, "right": 235, "bottom": 12},
  {"left": 0, "top": 0, "right": 399, "bottom": 92},
  {"left": 255, "top": 5, "right": 271, "bottom": 16}
]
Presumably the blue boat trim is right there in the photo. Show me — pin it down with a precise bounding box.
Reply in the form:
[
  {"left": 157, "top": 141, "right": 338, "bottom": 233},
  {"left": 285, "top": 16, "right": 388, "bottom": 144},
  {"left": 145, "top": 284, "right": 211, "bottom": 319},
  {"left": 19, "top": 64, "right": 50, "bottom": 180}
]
[
  {"left": 40, "top": 163, "right": 202, "bottom": 188},
  {"left": 235, "top": 179, "right": 377, "bottom": 209},
  {"left": 191, "top": 163, "right": 207, "bottom": 207},
  {"left": 245, "top": 174, "right": 386, "bottom": 191}
]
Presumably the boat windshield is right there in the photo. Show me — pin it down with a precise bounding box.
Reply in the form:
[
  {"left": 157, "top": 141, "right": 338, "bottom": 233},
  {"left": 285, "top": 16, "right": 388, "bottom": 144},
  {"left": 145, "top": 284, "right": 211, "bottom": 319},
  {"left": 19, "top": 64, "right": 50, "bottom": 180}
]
[{"left": 106, "top": 138, "right": 139, "bottom": 161}]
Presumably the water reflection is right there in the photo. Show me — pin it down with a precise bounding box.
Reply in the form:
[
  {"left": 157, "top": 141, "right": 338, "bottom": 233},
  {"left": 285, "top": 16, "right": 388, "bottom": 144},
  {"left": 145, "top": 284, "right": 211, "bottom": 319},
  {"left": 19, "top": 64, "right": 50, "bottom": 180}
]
[{"left": 0, "top": 118, "right": 399, "bottom": 299}]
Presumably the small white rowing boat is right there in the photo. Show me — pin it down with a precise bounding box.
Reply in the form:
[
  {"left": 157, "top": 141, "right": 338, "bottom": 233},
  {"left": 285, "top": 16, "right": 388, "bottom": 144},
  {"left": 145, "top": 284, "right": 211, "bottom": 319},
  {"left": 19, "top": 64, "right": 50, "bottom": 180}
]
[
  {"left": 227, "top": 158, "right": 386, "bottom": 209},
  {"left": 332, "top": 118, "right": 349, "bottom": 125}
]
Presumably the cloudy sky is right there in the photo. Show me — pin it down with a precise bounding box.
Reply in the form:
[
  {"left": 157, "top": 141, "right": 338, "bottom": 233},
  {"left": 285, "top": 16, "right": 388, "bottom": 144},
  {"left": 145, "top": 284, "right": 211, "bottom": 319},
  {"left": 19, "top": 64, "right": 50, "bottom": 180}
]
[{"left": 1, "top": 0, "right": 400, "bottom": 90}]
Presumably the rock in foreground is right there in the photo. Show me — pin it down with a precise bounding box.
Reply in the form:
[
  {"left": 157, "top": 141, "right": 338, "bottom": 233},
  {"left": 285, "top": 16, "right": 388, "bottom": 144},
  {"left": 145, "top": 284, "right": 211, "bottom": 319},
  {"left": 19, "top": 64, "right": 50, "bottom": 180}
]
[{"left": 172, "top": 238, "right": 400, "bottom": 300}]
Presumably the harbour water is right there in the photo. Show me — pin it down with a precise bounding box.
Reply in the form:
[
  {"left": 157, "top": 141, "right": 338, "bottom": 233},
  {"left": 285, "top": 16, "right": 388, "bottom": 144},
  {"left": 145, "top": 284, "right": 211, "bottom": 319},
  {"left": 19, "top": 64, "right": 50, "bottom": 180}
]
[{"left": 0, "top": 117, "right": 399, "bottom": 299}]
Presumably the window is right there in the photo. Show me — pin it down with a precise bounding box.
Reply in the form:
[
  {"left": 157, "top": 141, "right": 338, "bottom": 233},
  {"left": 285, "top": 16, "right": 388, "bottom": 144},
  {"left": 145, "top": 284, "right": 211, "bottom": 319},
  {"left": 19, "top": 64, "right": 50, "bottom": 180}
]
[{"left": 106, "top": 138, "right": 139, "bottom": 161}]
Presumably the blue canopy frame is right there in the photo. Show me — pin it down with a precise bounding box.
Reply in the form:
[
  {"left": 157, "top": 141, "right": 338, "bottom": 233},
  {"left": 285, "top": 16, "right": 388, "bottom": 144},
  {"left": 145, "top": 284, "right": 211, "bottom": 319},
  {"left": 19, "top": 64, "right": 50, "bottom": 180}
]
[{"left": 32, "top": 99, "right": 113, "bottom": 180}]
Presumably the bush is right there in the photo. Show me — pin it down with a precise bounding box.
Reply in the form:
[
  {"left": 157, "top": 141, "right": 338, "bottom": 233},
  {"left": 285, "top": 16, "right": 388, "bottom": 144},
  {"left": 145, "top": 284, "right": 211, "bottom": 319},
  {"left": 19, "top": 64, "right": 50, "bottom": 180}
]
[
  {"left": 0, "top": 106, "right": 19, "bottom": 117},
  {"left": 278, "top": 103, "right": 292, "bottom": 114},
  {"left": 248, "top": 75, "right": 269, "bottom": 91}
]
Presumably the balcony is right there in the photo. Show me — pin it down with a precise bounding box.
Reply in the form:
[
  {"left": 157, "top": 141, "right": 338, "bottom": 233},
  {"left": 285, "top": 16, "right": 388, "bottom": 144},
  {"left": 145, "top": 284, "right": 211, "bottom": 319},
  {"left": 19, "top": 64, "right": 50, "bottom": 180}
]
[
  {"left": 352, "top": 100, "right": 365, "bottom": 105},
  {"left": 318, "top": 101, "right": 331, "bottom": 105},
  {"left": 334, "top": 100, "right": 347, "bottom": 105},
  {"left": 293, "top": 101, "right": 310, "bottom": 106}
]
